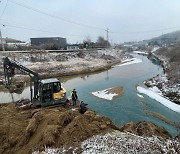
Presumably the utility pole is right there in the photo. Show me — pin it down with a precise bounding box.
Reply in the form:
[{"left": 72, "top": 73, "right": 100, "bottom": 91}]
[
  {"left": 0, "top": 28, "right": 5, "bottom": 51},
  {"left": 105, "top": 28, "right": 109, "bottom": 48}
]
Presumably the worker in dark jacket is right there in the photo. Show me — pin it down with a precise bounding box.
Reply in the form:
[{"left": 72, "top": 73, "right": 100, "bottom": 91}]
[
  {"left": 71, "top": 89, "right": 78, "bottom": 107},
  {"left": 79, "top": 101, "right": 88, "bottom": 114}
]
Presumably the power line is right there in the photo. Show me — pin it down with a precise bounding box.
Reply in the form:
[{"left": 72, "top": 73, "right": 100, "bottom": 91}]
[
  {"left": 2, "top": 0, "right": 180, "bottom": 40},
  {"left": 109, "top": 26, "right": 180, "bottom": 34},
  {"left": 1, "top": 23, "right": 87, "bottom": 37},
  {"left": 8, "top": 0, "right": 105, "bottom": 31},
  {"left": 0, "top": 18, "right": 54, "bottom": 30},
  {"left": 0, "top": 0, "right": 9, "bottom": 19},
  {"left": 2, "top": 15, "right": 179, "bottom": 36}
]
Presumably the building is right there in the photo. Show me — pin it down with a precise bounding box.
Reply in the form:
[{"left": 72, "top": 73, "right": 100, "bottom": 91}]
[
  {"left": 67, "top": 44, "right": 79, "bottom": 51},
  {"left": 30, "top": 37, "right": 67, "bottom": 48},
  {"left": 0, "top": 37, "right": 25, "bottom": 49},
  {"left": 0, "top": 37, "right": 24, "bottom": 44}
]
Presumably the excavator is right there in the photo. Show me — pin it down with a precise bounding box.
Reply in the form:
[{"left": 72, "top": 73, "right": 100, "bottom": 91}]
[{"left": 3, "top": 57, "right": 67, "bottom": 107}]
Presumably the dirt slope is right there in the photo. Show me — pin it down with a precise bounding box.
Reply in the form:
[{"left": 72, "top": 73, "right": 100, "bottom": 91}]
[
  {"left": 0, "top": 103, "right": 173, "bottom": 154},
  {"left": 0, "top": 103, "right": 118, "bottom": 154}
]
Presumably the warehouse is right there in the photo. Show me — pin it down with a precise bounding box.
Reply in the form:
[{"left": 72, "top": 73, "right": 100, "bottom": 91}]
[{"left": 30, "top": 37, "right": 67, "bottom": 48}]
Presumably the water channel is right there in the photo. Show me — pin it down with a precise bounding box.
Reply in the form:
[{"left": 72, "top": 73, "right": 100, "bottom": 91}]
[{"left": 0, "top": 53, "right": 179, "bottom": 137}]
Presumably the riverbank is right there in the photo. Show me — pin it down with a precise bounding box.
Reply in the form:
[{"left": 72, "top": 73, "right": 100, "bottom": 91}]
[
  {"left": 144, "top": 46, "right": 180, "bottom": 105},
  {"left": 0, "top": 103, "right": 178, "bottom": 154},
  {"left": 0, "top": 49, "right": 131, "bottom": 80}
]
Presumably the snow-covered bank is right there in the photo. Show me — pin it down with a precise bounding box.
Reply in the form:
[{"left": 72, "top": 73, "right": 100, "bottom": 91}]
[
  {"left": 0, "top": 49, "right": 128, "bottom": 79},
  {"left": 133, "top": 51, "right": 148, "bottom": 55},
  {"left": 146, "top": 45, "right": 180, "bottom": 104},
  {"left": 137, "top": 86, "right": 180, "bottom": 113},
  {"left": 117, "top": 58, "right": 142, "bottom": 67},
  {"left": 145, "top": 69, "right": 180, "bottom": 104}
]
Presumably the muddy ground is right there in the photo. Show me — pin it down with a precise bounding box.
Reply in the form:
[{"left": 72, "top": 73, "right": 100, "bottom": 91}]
[
  {"left": 0, "top": 103, "right": 173, "bottom": 154},
  {"left": 0, "top": 102, "right": 119, "bottom": 154}
]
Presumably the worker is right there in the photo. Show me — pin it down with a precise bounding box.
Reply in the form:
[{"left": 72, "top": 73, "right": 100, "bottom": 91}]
[
  {"left": 79, "top": 101, "right": 88, "bottom": 114},
  {"left": 71, "top": 89, "right": 78, "bottom": 107}
]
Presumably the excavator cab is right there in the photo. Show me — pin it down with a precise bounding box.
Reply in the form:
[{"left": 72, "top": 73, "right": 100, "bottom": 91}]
[{"left": 39, "top": 78, "right": 67, "bottom": 106}]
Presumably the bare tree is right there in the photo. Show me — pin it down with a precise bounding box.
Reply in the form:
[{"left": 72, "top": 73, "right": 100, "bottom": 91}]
[{"left": 96, "top": 36, "right": 110, "bottom": 48}]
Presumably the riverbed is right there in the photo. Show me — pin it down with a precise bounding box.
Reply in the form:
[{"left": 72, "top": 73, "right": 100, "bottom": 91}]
[{"left": 0, "top": 53, "right": 179, "bottom": 137}]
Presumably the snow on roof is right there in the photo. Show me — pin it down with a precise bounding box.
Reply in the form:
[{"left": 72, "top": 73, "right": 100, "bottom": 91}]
[
  {"left": 41, "top": 78, "right": 60, "bottom": 84},
  {"left": 3, "top": 37, "right": 24, "bottom": 43}
]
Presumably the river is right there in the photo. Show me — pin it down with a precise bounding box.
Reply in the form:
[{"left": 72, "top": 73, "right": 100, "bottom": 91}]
[{"left": 0, "top": 53, "right": 179, "bottom": 137}]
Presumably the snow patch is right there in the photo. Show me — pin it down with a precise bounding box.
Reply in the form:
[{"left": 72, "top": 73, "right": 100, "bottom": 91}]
[
  {"left": 81, "top": 131, "right": 179, "bottom": 154},
  {"left": 151, "top": 47, "right": 160, "bottom": 53},
  {"left": 20, "top": 61, "right": 32, "bottom": 66},
  {"left": 149, "top": 86, "right": 163, "bottom": 95},
  {"left": 117, "top": 58, "right": 142, "bottom": 67},
  {"left": 92, "top": 88, "right": 118, "bottom": 100},
  {"left": 137, "top": 86, "right": 180, "bottom": 113},
  {"left": 33, "top": 131, "right": 180, "bottom": 154},
  {"left": 133, "top": 51, "right": 148, "bottom": 55},
  {"left": 137, "top": 94, "right": 144, "bottom": 98}
]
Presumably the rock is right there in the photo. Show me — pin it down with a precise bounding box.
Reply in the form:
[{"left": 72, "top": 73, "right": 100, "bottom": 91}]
[
  {"left": 157, "top": 83, "right": 163, "bottom": 89},
  {"left": 77, "top": 50, "right": 85, "bottom": 58},
  {"left": 175, "top": 134, "right": 180, "bottom": 142},
  {"left": 55, "top": 54, "right": 68, "bottom": 61},
  {"left": 100, "top": 124, "right": 107, "bottom": 130}
]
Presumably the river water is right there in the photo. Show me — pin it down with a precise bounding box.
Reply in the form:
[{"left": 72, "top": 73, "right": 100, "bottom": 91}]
[{"left": 0, "top": 53, "right": 179, "bottom": 137}]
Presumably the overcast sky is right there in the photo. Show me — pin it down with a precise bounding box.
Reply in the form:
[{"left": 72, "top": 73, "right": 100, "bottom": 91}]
[{"left": 0, "top": 0, "right": 180, "bottom": 44}]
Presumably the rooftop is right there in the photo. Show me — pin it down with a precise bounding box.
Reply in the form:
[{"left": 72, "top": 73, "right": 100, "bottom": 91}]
[
  {"left": 41, "top": 78, "right": 60, "bottom": 84},
  {"left": 3, "top": 37, "right": 25, "bottom": 43}
]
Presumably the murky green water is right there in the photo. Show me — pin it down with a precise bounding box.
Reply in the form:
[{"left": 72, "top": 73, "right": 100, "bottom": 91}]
[{"left": 0, "top": 54, "right": 179, "bottom": 137}]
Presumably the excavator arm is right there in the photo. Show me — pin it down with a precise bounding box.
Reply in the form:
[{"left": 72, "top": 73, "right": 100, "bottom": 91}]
[{"left": 3, "top": 57, "right": 40, "bottom": 101}]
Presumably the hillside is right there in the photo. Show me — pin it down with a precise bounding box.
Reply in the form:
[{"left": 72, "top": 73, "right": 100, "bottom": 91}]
[
  {"left": 149, "top": 30, "right": 180, "bottom": 45},
  {"left": 157, "top": 46, "right": 180, "bottom": 83}
]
